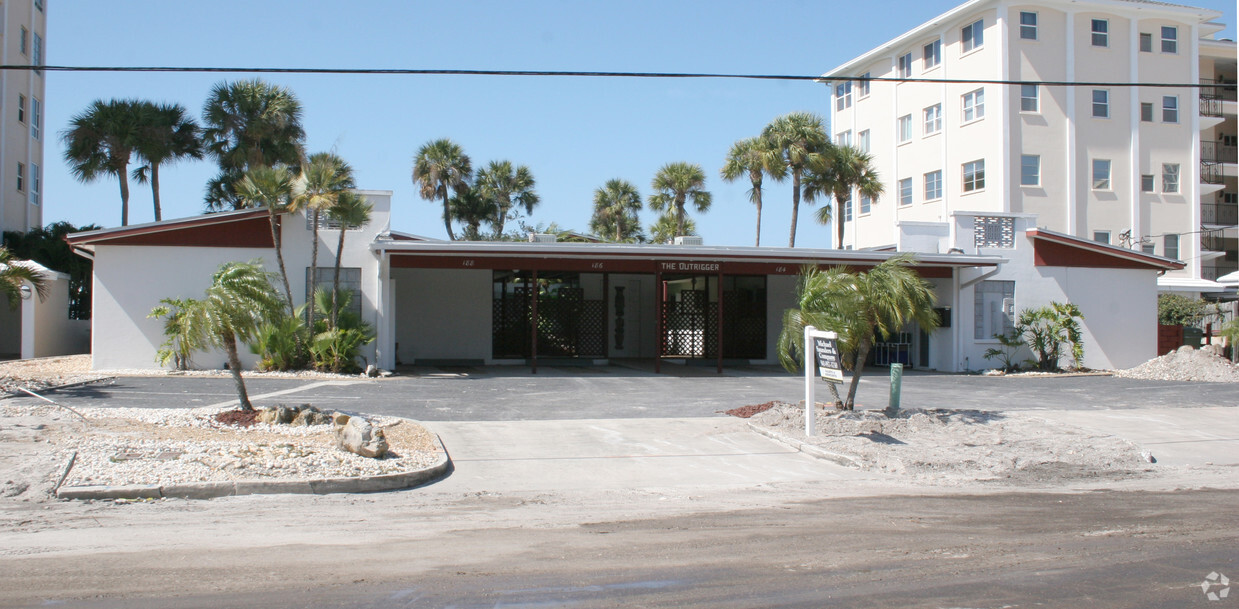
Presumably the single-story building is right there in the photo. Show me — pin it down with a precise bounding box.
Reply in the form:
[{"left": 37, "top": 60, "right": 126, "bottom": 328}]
[{"left": 65, "top": 190, "right": 1182, "bottom": 373}]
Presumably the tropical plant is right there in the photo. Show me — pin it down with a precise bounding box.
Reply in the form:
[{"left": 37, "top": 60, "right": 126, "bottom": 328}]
[
  {"left": 148, "top": 297, "right": 203, "bottom": 370},
  {"left": 249, "top": 312, "right": 308, "bottom": 371},
  {"left": 982, "top": 330, "right": 1025, "bottom": 372},
  {"left": 131, "top": 102, "right": 202, "bottom": 222},
  {"left": 326, "top": 191, "right": 373, "bottom": 328},
  {"left": 648, "top": 162, "right": 711, "bottom": 238},
  {"left": 0, "top": 246, "right": 47, "bottom": 308},
  {"left": 649, "top": 211, "right": 696, "bottom": 245},
  {"left": 720, "top": 136, "right": 785, "bottom": 246},
  {"left": 449, "top": 185, "right": 497, "bottom": 241},
  {"left": 1157, "top": 293, "right": 1207, "bottom": 326},
  {"left": 61, "top": 99, "right": 144, "bottom": 226},
  {"left": 235, "top": 165, "right": 297, "bottom": 314},
  {"left": 1219, "top": 318, "right": 1239, "bottom": 363},
  {"left": 291, "top": 152, "right": 356, "bottom": 333},
  {"left": 475, "top": 160, "right": 539, "bottom": 238},
  {"left": 590, "top": 179, "right": 644, "bottom": 243},
  {"left": 413, "top": 139, "right": 472, "bottom": 240},
  {"left": 201, "top": 79, "right": 306, "bottom": 211},
  {"left": 1015, "top": 302, "right": 1085, "bottom": 371},
  {"left": 307, "top": 287, "right": 374, "bottom": 373},
  {"left": 777, "top": 255, "right": 939, "bottom": 409},
  {"left": 761, "top": 112, "right": 828, "bottom": 247},
  {"left": 803, "top": 145, "right": 884, "bottom": 248},
  {"left": 3, "top": 222, "right": 99, "bottom": 319}
]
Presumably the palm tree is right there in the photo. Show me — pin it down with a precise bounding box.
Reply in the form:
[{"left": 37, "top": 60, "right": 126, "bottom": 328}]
[
  {"left": 412, "top": 139, "right": 472, "bottom": 241},
  {"left": 291, "top": 152, "right": 355, "bottom": 332},
  {"left": 235, "top": 165, "right": 297, "bottom": 315},
  {"left": 649, "top": 211, "right": 697, "bottom": 245},
  {"left": 590, "top": 179, "right": 644, "bottom": 242},
  {"left": 762, "top": 112, "right": 828, "bottom": 247},
  {"left": 720, "top": 136, "right": 786, "bottom": 246},
  {"left": 326, "top": 191, "right": 373, "bottom": 328},
  {"left": 448, "top": 185, "right": 497, "bottom": 241},
  {"left": 475, "top": 160, "right": 539, "bottom": 238},
  {"left": 0, "top": 246, "right": 47, "bottom": 308},
  {"left": 132, "top": 102, "right": 203, "bottom": 222},
  {"left": 202, "top": 79, "right": 306, "bottom": 211},
  {"left": 61, "top": 99, "right": 144, "bottom": 226},
  {"left": 777, "top": 255, "right": 939, "bottom": 410},
  {"left": 803, "top": 145, "right": 884, "bottom": 249},
  {"left": 648, "top": 162, "right": 712, "bottom": 238}
]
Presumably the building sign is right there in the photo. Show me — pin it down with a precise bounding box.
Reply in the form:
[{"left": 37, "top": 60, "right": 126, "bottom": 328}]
[
  {"left": 659, "top": 261, "right": 721, "bottom": 273},
  {"left": 809, "top": 330, "right": 844, "bottom": 383}
]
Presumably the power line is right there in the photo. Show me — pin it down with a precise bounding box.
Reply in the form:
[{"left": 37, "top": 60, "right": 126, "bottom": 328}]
[{"left": 1, "top": 64, "right": 1235, "bottom": 89}]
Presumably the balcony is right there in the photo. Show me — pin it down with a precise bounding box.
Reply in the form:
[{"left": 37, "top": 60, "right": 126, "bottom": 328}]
[
  {"left": 1202, "top": 202, "right": 1239, "bottom": 226},
  {"left": 1203, "top": 262, "right": 1237, "bottom": 282},
  {"left": 1202, "top": 140, "right": 1238, "bottom": 164},
  {"left": 1200, "top": 79, "right": 1237, "bottom": 118}
]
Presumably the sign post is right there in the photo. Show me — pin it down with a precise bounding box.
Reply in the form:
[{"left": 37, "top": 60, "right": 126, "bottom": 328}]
[{"left": 804, "top": 326, "right": 844, "bottom": 437}]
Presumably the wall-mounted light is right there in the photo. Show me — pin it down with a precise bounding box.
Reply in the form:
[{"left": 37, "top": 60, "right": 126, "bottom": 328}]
[{"left": 19, "top": 285, "right": 32, "bottom": 300}]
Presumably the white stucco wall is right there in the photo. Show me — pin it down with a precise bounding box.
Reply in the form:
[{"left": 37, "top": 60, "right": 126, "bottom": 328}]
[
  {"left": 22, "top": 272, "right": 89, "bottom": 358},
  {"left": 392, "top": 268, "right": 492, "bottom": 364}
]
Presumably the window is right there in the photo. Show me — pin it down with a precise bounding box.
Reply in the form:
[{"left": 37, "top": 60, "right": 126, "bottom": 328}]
[
  {"left": 860, "top": 193, "right": 872, "bottom": 215},
  {"left": 30, "top": 98, "right": 40, "bottom": 140},
  {"left": 924, "top": 170, "right": 943, "bottom": 200},
  {"left": 1092, "top": 159, "right": 1111, "bottom": 190},
  {"left": 1162, "top": 96, "right": 1178, "bottom": 123},
  {"left": 857, "top": 130, "right": 870, "bottom": 153},
  {"left": 1020, "top": 12, "right": 1037, "bottom": 40},
  {"left": 1162, "top": 163, "right": 1179, "bottom": 193},
  {"left": 1020, "top": 155, "right": 1040, "bottom": 186},
  {"left": 1141, "top": 174, "right": 1155, "bottom": 192},
  {"left": 29, "top": 164, "right": 39, "bottom": 206},
  {"left": 1140, "top": 32, "right": 1153, "bottom": 52},
  {"left": 306, "top": 267, "right": 363, "bottom": 318},
  {"left": 898, "top": 114, "right": 912, "bottom": 142},
  {"left": 33, "top": 34, "right": 42, "bottom": 71},
  {"left": 923, "top": 40, "right": 941, "bottom": 69},
  {"left": 962, "top": 19, "right": 984, "bottom": 52},
  {"left": 963, "top": 160, "right": 985, "bottom": 192},
  {"left": 1092, "top": 89, "right": 1109, "bottom": 118},
  {"left": 835, "top": 81, "right": 852, "bottom": 111},
  {"left": 17, "top": 95, "right": 25, "bottom": 123},
  {"left": 962, "top": 88, "right": 985, "bottom": 122},
  {"left": 19, "top": 28, "right": 27, "bottom": 55},
  {"left": 1020, "top": 84, "right": 1038, "bottom": 112},
  {"left": 857, "top": 72, "right": 871, "bottom": 98},
  {"left": 899, "top": 178, "right": 913, "bottom": 206},
  {"left": 1142, "top": 243, "right": 1156, "bottom": 255},
  {"left": 16, "top": 163, "right": 24, "bottom": 192},
  {"left": 836, "top": 130, "right": 851, "bottom": 146},
  {"left": 1141, "top": 102, "right": 1154, "bottom": 122},
  {"left": 897, "top": 52, "right": 913, "bottom": 78},
  {"left": 975, "top": 280, "right": 1016, "bottom": 339},
  {"left": 35, "top": 0, "right": 43, "bottom": 13},
  {"left": 924, "top": 104, "right": 942, "bottom": 134},
  {"left": 1164, "top": 234, "right": 1179, "bottom": 259},
  {"left": 1161, "top": 26, "right": 1177, "bottom": 53},
  {"left": 1091, "top": 19, "right": 1108, "bottom": 47},
  {"left": 1093, "top": 231, "right": 1111, "bottom": 244}
]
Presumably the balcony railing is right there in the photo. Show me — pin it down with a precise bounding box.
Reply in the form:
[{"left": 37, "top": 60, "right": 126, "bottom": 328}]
[
  {"left": 1202, "top": 140, "right": 1238, "bottom": 164},
  {"left": 1202, "top": 202, "right": 1239, "bottom": 226},
  {"left": 1202, "top": 161, "right": 1224, "bottom": 184},
  {"left": 1201, "top": 79, "right": 1238, "bottom": 103},
  {"left": 1203, "top": 262, "right": 1238, "bottom": 282}
]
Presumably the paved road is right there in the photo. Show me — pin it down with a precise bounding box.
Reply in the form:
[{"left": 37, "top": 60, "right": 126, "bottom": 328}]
[{"left": 16, "top": 365, "right": 1237, "bottom": 419}]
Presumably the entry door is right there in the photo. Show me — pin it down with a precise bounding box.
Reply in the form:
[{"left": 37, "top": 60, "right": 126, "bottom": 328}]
[{"left": 610, "top": 280, "right": 642, "bottom": 357}]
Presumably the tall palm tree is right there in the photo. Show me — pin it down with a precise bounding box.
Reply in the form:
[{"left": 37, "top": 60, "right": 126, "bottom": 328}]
[
  {"left": 291, "top": 152, "right": 355, "bottom": 332},
  {"left": 326, "top": 191, "right": 373, "bottom": 328},
  {"left": 649, "top": 211, "right": 697, "bottom": 245},
  {"left": 0, "top": 246, "right": 47, "bottom": 308},
  {"left": 448, "top": 185, "right": 497, "bottom": 241},
  {"left": 475, "top": 160, "right": 539, "bottom": 238},
  {"left": 762, "top": 112, "right": 828, "bottom": 248},
  {"left": 235, "top": 165, "right": 297, "bottom": 315},
  {"left": 803, "top": 145, "right": 884, "bottom": 249},
  {"left": 720, "top": 136, "right": 786, "bottom": 246},
  {"left": 590, "top": 179, "right": 644, "bottom": 242},
  {"left": 61, "top": 99, "right": 144, "bottom": 226},
  {"left": 777, "top": 255, "right": 939, "bottom": 410},
  {"left": 202, "top": 79, "right": 306, "bottom": 211},
  {"left": 648, "top": 162, "right": 712, "bottom": 238},
  {"left": 412, "top": 139, "right": 472, "bottom": 241},
  {"left": 132, "top": 102, "right": 203, "bottom": 222}
]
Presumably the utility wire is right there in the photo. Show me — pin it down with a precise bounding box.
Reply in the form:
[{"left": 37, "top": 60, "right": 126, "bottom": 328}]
[{"left": 2, "top": 64, "right": 1236, "bottom": 89}]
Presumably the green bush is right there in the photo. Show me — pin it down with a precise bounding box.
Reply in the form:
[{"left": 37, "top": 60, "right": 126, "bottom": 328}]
[
  {"left": 1017, "top": 302, "right": 1085, "bottom": 371},
  {"left": 307, "top": 288, "right": 374, "bottom": 373},
  {"left": 250, "top": 313, "right": 308, "bottom": 371},
  {"left": 1158, "top": 293, "right": 1207, "bottom": 326}
]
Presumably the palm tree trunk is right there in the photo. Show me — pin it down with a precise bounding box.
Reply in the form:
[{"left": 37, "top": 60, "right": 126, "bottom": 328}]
[
  {"left": 493, "top": 201, "right": 508, "bottom": 239},
  {"left": 442, "top": 191, "right": 456, "bottom": 241},
  {"left": 844, "top": 338, "right": 872, "bottom": 410},
  {"left": 119, "top": 164, "right": 131, "bottom": 227},
  {"left": 151, "top": 163, "right": 162, "bottom": 222},
  {"left": 835, "top": 190, "right": 847, "bottom": 249},
  {"left": 307, "top": 211, "right": 320, "bottom": 333},
  {"left": 224, "top": 333, "right": 253, "bottom": 411},
  {"left": 675, "top": 199, "right": 685, "bottom": 237},
  {"left": 788, "top": 170, "right": 801, "bottom": 248},
  {"left": 267, "top": 210, "right": 295, "bottom": 316},
  {"left": 331, "top": 226, "right": 346, "bottom": 329},
  {"left": 753, "top": 182, "right": 763, "bottom": 247}
]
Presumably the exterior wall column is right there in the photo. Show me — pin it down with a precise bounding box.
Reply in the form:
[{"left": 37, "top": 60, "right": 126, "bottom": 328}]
[
  {"left": 376, "top": 251, "right": 395, "bottom": 370},
  {"left": 1066, "top": 9, "right": 1078, "bottom": 235},
  {"left": 1129, "top": 17, "right": 1142, "bottom": 246}
]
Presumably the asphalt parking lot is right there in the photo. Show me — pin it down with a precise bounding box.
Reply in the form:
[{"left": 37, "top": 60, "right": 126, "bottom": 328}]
[{"left": 12, "top": 364, "right": 1236, "bottom": 420}]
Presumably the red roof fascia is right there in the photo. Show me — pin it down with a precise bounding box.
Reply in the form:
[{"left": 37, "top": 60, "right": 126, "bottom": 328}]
[{"left": 1027, "top": 228, "right": 1184, "bottom": 271}]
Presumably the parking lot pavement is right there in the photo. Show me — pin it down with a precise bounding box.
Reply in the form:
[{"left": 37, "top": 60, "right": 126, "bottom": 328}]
[{"left": 1036, "top": 407, "right": 1239, "bottom": 467}]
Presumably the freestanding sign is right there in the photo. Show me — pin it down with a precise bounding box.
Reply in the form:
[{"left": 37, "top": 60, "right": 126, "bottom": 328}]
[{"left": 803, "top": 326, "right": 842, "bottom": 437}]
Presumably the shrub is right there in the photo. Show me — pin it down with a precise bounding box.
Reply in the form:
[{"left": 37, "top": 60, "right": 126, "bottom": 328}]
[
  {"left": 250, "top": 313, "right": 308, "bottom": 371},
  {"left": 1016, "top": 301, "right": 1085, "bottom": 371},
  {"left": 1158, "top": 293, "right": 1206, "bottom": 326},
  {"left": 982, "top": 330, "right": 1025, "bottom": 372}
]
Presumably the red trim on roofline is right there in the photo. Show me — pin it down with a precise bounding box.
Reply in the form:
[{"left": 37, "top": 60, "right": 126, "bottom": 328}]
[
  {"left": 65, "top": 209, "right": 273, "bottom": 246},
  {"left": 1026, "top": 228, "right": 1184, "bottom": 271}
]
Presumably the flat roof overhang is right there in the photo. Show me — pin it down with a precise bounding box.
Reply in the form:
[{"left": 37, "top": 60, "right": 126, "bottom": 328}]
[{"left": 375, "top": 241, "right": 1004, "bottom": 279}]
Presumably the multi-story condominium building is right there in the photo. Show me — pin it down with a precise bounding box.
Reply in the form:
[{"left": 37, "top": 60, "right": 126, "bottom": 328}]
[
  {"left": 823, "top": 0, "right": 1236, "bottom": 293},
  {"left": 0, "top": 0, "right": 47, "bottom": 235}
]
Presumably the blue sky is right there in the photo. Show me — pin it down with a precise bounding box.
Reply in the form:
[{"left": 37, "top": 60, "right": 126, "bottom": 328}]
[{"left": 44, "top": 0, "right": 1237, "bottom": 248}]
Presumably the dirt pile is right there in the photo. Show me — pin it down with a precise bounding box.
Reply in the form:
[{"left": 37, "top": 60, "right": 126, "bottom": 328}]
[{"left": 1113, "top": 345, "right": 1239, "bottom": 382}]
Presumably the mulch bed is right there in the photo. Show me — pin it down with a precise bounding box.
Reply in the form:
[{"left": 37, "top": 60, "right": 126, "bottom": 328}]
[
  {"left": 723, "top": 401, "right": 780, "bottom": 419},
  {"left": 214, "top": 409, "right": 259, "bottom": 428}
]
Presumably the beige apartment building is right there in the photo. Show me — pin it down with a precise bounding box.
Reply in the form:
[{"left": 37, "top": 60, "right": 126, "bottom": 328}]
[
  {"left": 0, "top": 0, "right": 46, "bottom": 235},
  {"left": 824, "top": 0, "right": 1236, "bottom": 293}
]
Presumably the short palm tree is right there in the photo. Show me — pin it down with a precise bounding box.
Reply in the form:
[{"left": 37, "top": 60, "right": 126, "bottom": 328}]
[
  {"left": 132, "top": 102, "right": 203, "bottom": 222},
  {"left": 292, "top": 152, "right": 356, "bottom": 332},
  {"left": 803, "top": 145, "right": 884, "bottom": 249},
  {"left": 649, "top": 211, "right": 697, "bottom": 245},
  {"left": 413, "top": 139, "right": 472, "bottom": 241},
  {"left": 326, "top": 191, "right": 373, "bottom": 328},
  {"left": 648, "top": 162, "right": 711, "bottom": 238},
  {"left": 1, "top": 246, "right": 47, "bottom": 308},
  {"left": 762, "top": 112, "right": 828, "bottom": 247},
  {"left": 202, "top": 79, "right": 306, "bottom": 210},
  {"left": 449, "top": 186, "right": 497, "bottom": 241},
  {"left": 235, "top": 165, "right": 297, "bottom": 315},
  {"left": 475, "top": 160, "right": 539, "bottom": 238},
  {"left": 590, "top": 179, "right": 644, "bottom": 243},
  {"left": 720, "top": 136, "right": 785, "bottom": 246},
  {"left": 61, "top": 99, "right": 144, "bottom": 226},
  {"left": 777, "top": 254, "right": 939, "bottom": 410}
]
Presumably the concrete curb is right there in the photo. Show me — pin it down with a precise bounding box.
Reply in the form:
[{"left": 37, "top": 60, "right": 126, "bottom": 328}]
[
  {"left": 57, "top": 434, "right": 452, "bottom": 501},
  {"left": 746, "top": 421, "right": 860, "bottom": 468},
  {"left": 0, "top": 376, "right": 116, "bottom": 399}
]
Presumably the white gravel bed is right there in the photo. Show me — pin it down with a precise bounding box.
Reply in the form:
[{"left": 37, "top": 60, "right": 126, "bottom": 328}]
[{"left": 1113, "top": 345, "right": 1239, "bottom": 382}]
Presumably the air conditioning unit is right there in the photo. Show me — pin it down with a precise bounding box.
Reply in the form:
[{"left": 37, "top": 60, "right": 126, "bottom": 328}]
[
  {"left": 528, "top": 233, "right": 557, "bottom": 243},
  {"left": 673, "top": 235, "right": 704, "bottom": 246}
]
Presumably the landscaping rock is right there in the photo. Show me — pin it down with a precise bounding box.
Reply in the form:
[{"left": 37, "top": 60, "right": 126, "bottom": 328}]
[
  {"left": 332, "top": 412, "right": 351, "bottom": 426},
  {"left": 335, "top": 417, "right": 388, "bottom": 459},
  {"left": 292, "top": 408, "right": 331, "bottom": 426}
]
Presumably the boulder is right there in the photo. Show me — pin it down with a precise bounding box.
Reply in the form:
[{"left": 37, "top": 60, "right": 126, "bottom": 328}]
[
  {"left": 365, "top": 364, "right": 380, "bottom": 378},
  {"left": 292, "top": 408, "right": 331, "bottom": 426},
  {"left": 335, "top": 417, "right": 388, "bottom": 458},
  {"left": 256, "top": 408, "right": 279, "bottom": 425},
  {"left": 331, "top": 412, "right": 351, "bottom": 426}
]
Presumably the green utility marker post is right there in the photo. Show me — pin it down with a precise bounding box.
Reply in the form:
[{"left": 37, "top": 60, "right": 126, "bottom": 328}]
[{"left": 888, "top": 363, "right": 903, "bottom": 414}]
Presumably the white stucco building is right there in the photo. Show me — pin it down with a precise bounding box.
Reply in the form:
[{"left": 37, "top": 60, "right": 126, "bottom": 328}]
[
  {"left": 822, "top": 0, "right": 1236, "bottom": 294},
  {"left": 1, "top": 0, "right": 47, "bottom": 235}
]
